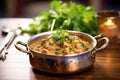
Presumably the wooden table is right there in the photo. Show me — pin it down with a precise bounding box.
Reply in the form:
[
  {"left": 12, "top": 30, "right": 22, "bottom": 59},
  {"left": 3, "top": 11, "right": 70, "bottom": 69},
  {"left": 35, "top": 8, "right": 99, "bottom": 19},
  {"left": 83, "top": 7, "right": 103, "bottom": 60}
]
[{"left": 0, "top": 18, "right": 120, "bottom": 80}]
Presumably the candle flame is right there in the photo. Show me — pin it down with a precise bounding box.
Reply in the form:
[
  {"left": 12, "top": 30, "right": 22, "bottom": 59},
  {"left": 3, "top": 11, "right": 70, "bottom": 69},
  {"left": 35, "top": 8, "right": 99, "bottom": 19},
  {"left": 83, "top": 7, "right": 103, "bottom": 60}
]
[{"left": 106, "top": 19, "right": 114, "bottom": 25}]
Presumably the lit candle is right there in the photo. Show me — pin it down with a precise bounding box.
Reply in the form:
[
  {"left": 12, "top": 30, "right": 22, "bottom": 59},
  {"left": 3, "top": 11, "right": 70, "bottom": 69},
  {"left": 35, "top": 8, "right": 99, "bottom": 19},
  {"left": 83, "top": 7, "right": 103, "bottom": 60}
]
[{"left": 99, "top": 19, "right": 118, "bottom": 38}]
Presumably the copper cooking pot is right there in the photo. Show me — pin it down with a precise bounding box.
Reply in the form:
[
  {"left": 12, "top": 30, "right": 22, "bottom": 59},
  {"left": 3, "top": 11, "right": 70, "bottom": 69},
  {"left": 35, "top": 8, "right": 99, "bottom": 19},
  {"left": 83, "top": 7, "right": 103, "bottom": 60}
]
[{"left": 15, "top": 31, "right": 109, "bottom": 74}]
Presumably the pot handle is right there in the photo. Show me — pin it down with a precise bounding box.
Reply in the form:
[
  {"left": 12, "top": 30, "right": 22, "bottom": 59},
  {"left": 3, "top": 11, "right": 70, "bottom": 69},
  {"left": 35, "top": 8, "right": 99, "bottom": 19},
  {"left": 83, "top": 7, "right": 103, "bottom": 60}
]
[
  {"left": 92, "top": 36, "right": 109, "bottom": 55},
  {"left": 94, "top": 33, "right": 103, "bottom": 39},
  {"left": 14, "top": 41, "right": 31, "bottom": 54}
]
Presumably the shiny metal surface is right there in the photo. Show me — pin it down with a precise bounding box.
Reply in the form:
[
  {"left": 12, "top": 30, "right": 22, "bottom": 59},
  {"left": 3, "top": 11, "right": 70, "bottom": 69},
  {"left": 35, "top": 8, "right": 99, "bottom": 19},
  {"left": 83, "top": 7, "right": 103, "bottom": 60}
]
[
  {"left": 29, "top": 50, "right": 95, "bottom": 74},
  {"left": 15, "top": 31, "right": 109, "bottom": 74},
  {"left": 0, "top": 32, "right": 16, "bottom": 61}
]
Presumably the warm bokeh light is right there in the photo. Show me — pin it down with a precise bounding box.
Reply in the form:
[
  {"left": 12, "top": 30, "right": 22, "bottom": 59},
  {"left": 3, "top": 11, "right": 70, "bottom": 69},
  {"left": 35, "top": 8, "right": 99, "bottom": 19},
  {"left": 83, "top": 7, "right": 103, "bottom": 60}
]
[
  {"left": 99, "top": 18, "right": 118, "bottom": 38},
  {"left": 106, "top": 19, "right": 113, "bottom": 25}
]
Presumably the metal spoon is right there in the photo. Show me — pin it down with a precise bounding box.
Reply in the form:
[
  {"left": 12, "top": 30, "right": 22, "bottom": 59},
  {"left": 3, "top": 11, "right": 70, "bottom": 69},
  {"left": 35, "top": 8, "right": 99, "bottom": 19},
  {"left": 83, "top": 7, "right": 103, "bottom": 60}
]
[{"left": 0, "top": 26, "right": 21, "bottom": 61}]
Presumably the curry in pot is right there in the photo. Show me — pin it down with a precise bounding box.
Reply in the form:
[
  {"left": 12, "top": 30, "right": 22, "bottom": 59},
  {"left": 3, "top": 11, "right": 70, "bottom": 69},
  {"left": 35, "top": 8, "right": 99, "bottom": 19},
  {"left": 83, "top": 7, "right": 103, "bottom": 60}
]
[{"left": 31, "top": 30, "right": 93, "bottom": 56}]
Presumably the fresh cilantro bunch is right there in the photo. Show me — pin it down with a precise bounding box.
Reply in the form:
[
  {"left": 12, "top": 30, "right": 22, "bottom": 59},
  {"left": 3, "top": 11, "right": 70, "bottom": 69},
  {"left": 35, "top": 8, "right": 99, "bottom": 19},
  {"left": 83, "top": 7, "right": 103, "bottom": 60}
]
[{"left": 20, "top": 1, "right": 98, "bottom": 36}]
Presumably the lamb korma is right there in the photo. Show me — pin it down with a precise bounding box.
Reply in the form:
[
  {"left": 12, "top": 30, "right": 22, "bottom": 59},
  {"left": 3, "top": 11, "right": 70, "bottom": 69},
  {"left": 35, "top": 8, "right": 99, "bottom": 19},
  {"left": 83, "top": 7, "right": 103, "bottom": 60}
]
[{"left": 32, "top": 30, "right": 93, "bottom": 56}]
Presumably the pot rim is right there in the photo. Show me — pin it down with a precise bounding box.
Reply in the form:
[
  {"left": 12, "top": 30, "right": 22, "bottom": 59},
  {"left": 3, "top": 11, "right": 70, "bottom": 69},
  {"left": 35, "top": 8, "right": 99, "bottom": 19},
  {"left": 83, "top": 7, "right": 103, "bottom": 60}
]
[{"left": 27, "top": 30, "right": 97, "bottom": 57}]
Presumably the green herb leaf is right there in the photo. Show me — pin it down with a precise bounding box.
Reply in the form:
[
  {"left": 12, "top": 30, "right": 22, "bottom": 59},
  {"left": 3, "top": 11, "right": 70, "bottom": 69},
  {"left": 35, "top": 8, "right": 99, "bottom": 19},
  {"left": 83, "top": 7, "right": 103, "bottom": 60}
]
[{"left": 19, "top": 1, "right": 98, "bottom": 36}]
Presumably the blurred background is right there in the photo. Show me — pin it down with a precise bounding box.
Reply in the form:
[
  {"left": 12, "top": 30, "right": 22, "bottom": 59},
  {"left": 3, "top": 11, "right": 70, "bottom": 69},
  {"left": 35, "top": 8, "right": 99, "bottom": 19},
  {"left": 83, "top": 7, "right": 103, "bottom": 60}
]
[{"left": 0, "top": 0, "right": 120, "bottom": 18}]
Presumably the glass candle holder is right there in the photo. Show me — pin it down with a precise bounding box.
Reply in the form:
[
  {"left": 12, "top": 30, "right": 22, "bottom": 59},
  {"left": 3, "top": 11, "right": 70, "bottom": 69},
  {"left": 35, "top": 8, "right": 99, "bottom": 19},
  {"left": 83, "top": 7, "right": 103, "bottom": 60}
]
[{"left": 97, "top": 10, "right": 119, "bottom": 39}]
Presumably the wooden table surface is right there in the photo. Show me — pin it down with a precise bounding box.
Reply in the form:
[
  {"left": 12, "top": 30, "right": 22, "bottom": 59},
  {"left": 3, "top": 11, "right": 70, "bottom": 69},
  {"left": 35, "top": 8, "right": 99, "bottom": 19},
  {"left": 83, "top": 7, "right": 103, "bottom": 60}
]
[{"left": 0, "top": 18, "right": 120, "bottom": 80}]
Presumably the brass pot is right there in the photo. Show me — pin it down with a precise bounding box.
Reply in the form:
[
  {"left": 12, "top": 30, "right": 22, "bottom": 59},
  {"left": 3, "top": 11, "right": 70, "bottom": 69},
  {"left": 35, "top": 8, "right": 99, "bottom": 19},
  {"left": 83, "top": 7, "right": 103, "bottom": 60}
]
[{"left": 15, "top": 31, "right": 109, "bottom": 74}]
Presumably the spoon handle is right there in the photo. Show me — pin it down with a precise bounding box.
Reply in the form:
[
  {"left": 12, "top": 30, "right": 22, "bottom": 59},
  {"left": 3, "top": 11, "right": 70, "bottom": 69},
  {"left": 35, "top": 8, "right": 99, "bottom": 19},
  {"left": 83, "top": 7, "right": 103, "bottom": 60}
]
[{"left": 0, "top": 32, "right": 16, "bottom": 61}]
